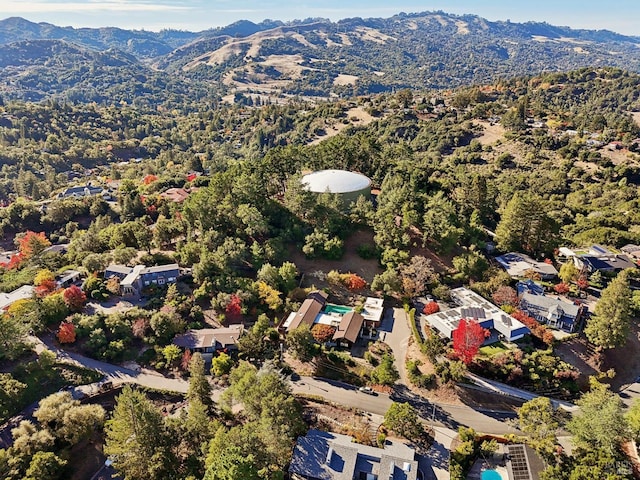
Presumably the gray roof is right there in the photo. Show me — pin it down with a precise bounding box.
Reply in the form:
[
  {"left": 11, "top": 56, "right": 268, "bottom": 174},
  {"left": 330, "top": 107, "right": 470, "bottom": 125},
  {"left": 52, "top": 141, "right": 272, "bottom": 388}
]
[
  {"left": 172, "top": 326, "right": 243, "bottom": 350},
  {"left": 520, "top": 292, "right": 581, "bottom": 318},
  {"left": 105, "top": 264, "right": 133, "bottom": 275},
  {"left": 289, "top": 429, "right": 417, "bottom": 480},
  {"left": 495, "top": 252, "right": 558, "bottom": 278},
  {"left": 578, "top": 254, "right": 636, "bottom": 272},
  {"left": 621, "top": 244, "right": 640, "bottom": 254},
  {"left": 140, "top": 263, "right": 179, "bottom": 274}
]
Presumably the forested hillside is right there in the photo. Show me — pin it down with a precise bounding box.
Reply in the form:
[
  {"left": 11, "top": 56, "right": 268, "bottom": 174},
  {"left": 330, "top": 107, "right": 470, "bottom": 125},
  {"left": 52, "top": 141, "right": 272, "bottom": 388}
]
[
  {"left": 1, "top": 67, "right": 639, "bottom": 252},
  {"left": 1, "top": 11, "right": 640, "bottom": 102},
  {"left": 2, "top": 14, "right": 640, "bottom": 476}
]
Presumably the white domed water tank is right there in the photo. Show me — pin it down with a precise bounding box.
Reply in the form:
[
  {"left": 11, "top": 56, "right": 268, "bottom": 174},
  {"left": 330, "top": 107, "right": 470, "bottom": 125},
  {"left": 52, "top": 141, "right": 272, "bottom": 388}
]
[{"left": 301, "top": 169, "right": 371, "bottom": 207}]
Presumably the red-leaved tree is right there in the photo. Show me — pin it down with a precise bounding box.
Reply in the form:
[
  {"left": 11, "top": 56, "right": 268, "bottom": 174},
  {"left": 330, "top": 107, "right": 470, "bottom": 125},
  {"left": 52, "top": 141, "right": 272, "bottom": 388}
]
[
  {"left": 143, "top": 174, "right": 158, "bottom": 185},
  {"left": 554, "top": 282, "right": 570, "bottom": 294},
  {"left": 492, "top": 286, "right": 519, "bottom": 307},
  {"left": 180, "top": 349, "right": 192, "bottom": 371},
  {"left": 423, "top": 301, "right": 440, "bottom": 315},
  {"left": 346, "top": 273, "right": 367, "bottom": 291},
  {"left": 226, "top": 294, "right": 242, "bottom": 316},
  {"left": 511, "top": 310, "right": 554, "bottom": 345},
  {"left": 132, "top": 318, "right": 149, "bottom": 338},
  {"left": 576, "top": 275, "right": 589, "bottom": 291},
  {"left": 63, "top": 285, "right": 87, "bottom": 311},
  {"left": 3, "top": 253, "right": 25, "bottom": 270},
  {"left": 57, "top": 322, "right": 76, "bottom": 344},
  {"left": 35, "top": 280, "right": 57, "bottom": 298},
  {"left": 452, "top": 318, "right": 488, "bottom": 365},
  {"left": 311, "top": 324, "right": 337, "bottom": 343}
]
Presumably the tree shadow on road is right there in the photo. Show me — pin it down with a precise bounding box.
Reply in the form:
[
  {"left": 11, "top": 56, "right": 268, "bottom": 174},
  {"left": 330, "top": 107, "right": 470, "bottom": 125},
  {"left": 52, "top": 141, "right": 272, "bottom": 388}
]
[{"left": 391, "top": 384, "right": 460, "bottom": 431}]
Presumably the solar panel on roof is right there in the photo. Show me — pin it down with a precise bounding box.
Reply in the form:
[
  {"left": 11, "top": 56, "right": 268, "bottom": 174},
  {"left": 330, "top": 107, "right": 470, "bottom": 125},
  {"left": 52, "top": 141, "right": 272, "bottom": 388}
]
[{"left": 507, "top": 445, "right": 533, "bottom": 480}]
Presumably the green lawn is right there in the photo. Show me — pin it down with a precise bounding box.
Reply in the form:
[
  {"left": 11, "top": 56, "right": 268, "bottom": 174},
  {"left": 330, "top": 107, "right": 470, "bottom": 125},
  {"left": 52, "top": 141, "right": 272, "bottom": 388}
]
[{"left": 479, "top": 342, "right": 508, "bottom": 357}]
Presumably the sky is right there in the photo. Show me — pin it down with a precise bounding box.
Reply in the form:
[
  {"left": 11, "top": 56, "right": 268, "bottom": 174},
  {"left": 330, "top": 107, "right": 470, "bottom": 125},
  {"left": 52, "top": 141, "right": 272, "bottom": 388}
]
[{"left": 0, "top": 0, "right": 638, "bottom": 36}]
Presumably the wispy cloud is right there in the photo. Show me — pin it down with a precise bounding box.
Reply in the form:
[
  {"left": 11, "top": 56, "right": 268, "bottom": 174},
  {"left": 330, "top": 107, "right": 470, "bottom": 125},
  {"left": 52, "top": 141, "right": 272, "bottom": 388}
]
[{"left": 0, "top": 1, "right": 192, "bottom": 13}]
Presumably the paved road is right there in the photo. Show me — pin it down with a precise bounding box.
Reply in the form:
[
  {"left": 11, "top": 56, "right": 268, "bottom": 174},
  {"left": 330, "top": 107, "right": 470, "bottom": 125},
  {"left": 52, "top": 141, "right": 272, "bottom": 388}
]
[
  {"left": 292, "top": 376, "right": 518, "bottom": 435},
  {"left": 619, "top": 381, "right": 640, "bottom": 407},
  {"left": 32, "top": 335, "right": 190, "bottom": 394},
  {"left": 27, "top": 317, "right": 519, "bottom": 437}
]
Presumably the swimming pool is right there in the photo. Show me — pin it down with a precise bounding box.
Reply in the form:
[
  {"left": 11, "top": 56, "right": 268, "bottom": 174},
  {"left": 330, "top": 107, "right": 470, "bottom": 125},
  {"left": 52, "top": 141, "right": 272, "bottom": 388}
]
[
  {"left": 323, "top": 304, "right": 354, "bottom": 315},
  {"left": 481, "top": 470, "right": 502, "bottom": 480}
]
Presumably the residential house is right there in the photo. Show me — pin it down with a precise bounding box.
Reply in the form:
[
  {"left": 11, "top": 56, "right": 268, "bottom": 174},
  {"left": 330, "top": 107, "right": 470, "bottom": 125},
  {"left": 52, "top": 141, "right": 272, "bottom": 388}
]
[
  {"left": 571, "top": 245, "right": 636, "bottom": 274},
  {"left": 283, "top": 292, "right": 382, "bottom": 347},
  {"left": 423, "top": 287, "right": 529, "bottom": 343},
  {"left": 172, "top": 325, "right": 243, "bottom": 354},
  {"left": 331, "top": 312, "right": 365, "bottom": 348},
  {"left": 519, "top": 292, "right": 585, "bottom": 333},
  {"left": 495, "top": 252, "right": 558, "bottom": 280},
  {"left": 159, "top": 188, "right": 193, "bottom": 203},
  {"left": 0, "top": 285, "right": 35, "bottom": 311},
  {"left": 104, "top": 263, "right": 179, "bottom": 295},
  {"left": 289, "top": 429, "right": 419, "bottom": 480},
  {"left": 620, "top": 244, "right": 640, "bottom": 263},
  {"left": 44, "top": 244, "right": 69, "bottom": 255},
  {"left": 56, "top": 269, "right": 81, "bottom": 288},
  {"left": 285, "top": 291, "right": 328, "bottom": 331},
  {"left": 57, "top": 185, "right": 105, "bottom": 199}
]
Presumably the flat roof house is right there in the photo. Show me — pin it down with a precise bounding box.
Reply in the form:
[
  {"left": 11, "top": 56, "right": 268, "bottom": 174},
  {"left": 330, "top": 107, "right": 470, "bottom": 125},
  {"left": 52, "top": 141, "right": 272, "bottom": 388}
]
[
  {"left": 0, "top": 285, "right": 35, "bottom": 311},
  {"left": 495, "top": 252, "right": 558, "bottom": 280},
  {"left": 56, "top": 269, "right": 82, "bottom": 288},
  {"left": 423, "top": 287, "right": 529, "bottom": 343},
  {"left": 289, "top": 429, "right": 418, "bottom": 480}
]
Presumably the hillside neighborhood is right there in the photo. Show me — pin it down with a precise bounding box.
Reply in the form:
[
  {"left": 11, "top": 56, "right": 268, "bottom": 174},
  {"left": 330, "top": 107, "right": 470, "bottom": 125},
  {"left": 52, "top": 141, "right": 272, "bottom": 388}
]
[{"left": 0, "top": 15, "right": 640, "bottom": 479}]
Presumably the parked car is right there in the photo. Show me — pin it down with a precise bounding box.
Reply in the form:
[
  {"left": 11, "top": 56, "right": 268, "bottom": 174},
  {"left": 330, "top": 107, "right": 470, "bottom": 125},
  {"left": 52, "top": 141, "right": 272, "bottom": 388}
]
[{"left": 358, "top": 386, "right": 377, "bottom": 396}]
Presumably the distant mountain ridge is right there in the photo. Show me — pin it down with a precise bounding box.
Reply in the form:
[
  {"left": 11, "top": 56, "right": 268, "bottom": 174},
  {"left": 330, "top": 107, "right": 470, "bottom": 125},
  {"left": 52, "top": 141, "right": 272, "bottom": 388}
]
[{"left": 0, "top": 12, "right": 639, "bottom": 103}]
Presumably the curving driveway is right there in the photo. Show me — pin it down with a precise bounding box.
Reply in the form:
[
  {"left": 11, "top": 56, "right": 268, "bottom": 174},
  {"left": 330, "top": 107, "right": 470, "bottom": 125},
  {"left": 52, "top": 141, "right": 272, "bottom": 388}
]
[{"left": 379, "top": 307, "right": 411, "bottom": 385}]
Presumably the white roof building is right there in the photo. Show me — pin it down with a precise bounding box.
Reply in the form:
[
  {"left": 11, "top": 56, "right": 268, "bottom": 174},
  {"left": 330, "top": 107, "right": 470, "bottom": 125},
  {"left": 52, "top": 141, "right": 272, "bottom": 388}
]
[
  {"left": 0, "top": 285, "right": 35, "bottom": 311},
  {"left": 423, "top": 287, "right": 529, "bottom": 343}
]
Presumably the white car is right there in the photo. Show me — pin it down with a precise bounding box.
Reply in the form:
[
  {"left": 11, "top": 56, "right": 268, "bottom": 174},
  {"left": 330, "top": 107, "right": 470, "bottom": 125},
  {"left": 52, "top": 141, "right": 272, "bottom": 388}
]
[{"left": 358, "top": 386, "right": 377, "bottom": 396}]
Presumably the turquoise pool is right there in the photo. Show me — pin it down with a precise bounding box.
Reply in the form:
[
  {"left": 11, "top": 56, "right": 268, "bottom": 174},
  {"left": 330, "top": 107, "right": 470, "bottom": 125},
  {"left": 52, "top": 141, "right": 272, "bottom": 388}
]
[
  {"left": 481, "top": 470, "right": 502, "bottom": 480},
  {"left": 324, "top": 304, "right": 353, "bottom": 315}
]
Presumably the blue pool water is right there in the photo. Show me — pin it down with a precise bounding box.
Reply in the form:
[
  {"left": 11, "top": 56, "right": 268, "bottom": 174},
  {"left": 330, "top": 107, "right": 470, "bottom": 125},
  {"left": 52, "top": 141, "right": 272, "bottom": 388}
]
[{"left": 481, "top": 470, "right": 502, "bottom": 480}]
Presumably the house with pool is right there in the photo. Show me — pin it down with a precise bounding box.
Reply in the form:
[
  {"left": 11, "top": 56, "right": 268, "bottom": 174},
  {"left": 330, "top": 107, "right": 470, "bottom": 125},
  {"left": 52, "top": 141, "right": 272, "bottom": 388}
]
[{"left": 282, "top": 291, "right": 384, "bottom": 348}]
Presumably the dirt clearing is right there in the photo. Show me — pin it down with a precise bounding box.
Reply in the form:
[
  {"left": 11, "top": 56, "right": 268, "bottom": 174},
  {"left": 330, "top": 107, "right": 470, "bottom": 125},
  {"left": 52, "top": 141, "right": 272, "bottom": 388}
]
[
  {"left": 474, "top": 120, "right": 505, "bottom": 145},
  {"left": 308, "top": 107, "right": 378, "bottom": 145}
]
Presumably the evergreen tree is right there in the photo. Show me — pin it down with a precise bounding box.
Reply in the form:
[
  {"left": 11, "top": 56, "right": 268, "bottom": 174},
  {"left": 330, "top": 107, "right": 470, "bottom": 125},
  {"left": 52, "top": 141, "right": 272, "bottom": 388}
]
[
  {"left": 567, "top": 380, "right": 628, "bottom": 454},
  {"left": 187, "top": 352, "right": 213, "bottom": 409},
  {"left": 584, "top": 270, "right": 632, "bottom": 349},
  {"left": 495, "top": 194, "right": 558, "bottom": 257},
  {"left": 104, "top": 386, "right": 177, "bottom": 480}
]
